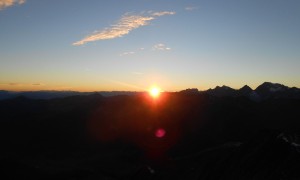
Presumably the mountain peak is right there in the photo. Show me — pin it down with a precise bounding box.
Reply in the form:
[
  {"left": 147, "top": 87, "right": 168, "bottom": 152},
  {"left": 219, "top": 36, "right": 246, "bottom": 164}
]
[
  {"left": 214, "top": 85, "right": 233, "bottom": 90},
  {"left": 256, "top": 82, "right": 288, "bottom": 92},
  {"left": 207, "top": 85, "right": 236, "bottom": 97},
  {"left": 180, "top": 88, "right": 199, "bottom": 94},
  {"left": 237, "top": 85, "right": 253, "bottom": 96},
  {"left": 254, "top": 82, "right": 292, "bottom": 100},
  {"left": 240, "top": 85, "right": 252, "bottom": 91}
]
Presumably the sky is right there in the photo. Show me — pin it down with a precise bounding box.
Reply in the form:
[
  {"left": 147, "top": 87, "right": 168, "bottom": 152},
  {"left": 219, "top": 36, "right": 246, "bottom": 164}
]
[{"left": 0, "top": 0, "right": 300, "bottom": 92}]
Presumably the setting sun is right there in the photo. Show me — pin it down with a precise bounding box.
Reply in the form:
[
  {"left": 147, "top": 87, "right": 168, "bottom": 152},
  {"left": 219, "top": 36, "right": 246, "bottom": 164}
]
[{"left": 149, "top": 87, "right": 160, "bottom": 98}]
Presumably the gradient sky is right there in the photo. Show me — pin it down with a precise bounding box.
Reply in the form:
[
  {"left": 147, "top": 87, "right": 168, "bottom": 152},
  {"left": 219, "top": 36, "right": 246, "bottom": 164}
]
[{"left": 1, "top": 0, "right": 300, "bottom": 91}]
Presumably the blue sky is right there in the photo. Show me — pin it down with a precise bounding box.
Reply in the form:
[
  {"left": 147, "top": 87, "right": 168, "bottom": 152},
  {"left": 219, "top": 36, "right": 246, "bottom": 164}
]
[{"left": 1, "top": 0, "right": 300, "bottom": 91}]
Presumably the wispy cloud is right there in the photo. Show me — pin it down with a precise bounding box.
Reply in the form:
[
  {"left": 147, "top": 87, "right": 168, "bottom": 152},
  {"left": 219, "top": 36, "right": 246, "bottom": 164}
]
[
  {"left": 73, "top": 11, "right": 176, "bottom": 46},
  {"left": 153, "top": 43, "right": 171, "bottom": 51},
  {"left": 51, "top": 86, "right": 73, "bottom": 90},
  {"left": 0, "top": 0, "right": 25, "bottom": 10},
  {"left": 151, "top": 11, "right": 176, "bottom": 17},
  {"left": 131, "top": 72, "right": 143, "bottom": 75},
  {"left": 31, "top": 83, "right": 44, "bottom": 86},
  {"left": 120, "top": 51, "right": 135, "bottom": 56},
  {"left": 7, "top": 83, "right": 22, "bottom": 86},
  {"left": 0, "top": 82, "right": 23, "bottom": 86},
  {"left": 185, "top": 6, "right": 199, "bottom": 11},
  {"left": 108, "top": 79, "right": 146, "bottom": 91},
  {"left": 0, "top": 82, "right": 44, "bottom": 86}
]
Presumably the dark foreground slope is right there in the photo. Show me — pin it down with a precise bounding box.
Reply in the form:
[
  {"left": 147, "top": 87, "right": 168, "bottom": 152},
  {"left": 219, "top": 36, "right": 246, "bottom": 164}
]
[{"left": 0, "top": 93, "right": 299, "bottom": 180}]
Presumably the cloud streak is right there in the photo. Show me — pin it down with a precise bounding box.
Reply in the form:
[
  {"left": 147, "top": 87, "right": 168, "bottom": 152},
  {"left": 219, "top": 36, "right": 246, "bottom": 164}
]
[
  {"left": 151, "top": 11, "right": 175, "bottom": 17},
  {"left": 73, "top": 11, "right": 175, "bottom": 46},
  {"left": 131, "top": 72, "right": 143, "bottom": 75},
  {"left": 32, "top": 83, "right": 44, "bottom": 86},
  {"left": 108, "top": 79, "right": 146, "bottom": 91},
  {"left": 153, "top": 43, "right": 171, "bottom": 51},
  {"left": 185, "top": 6, "right": 199, "bottom": 11},
  {"left": 0, "top": 82, "right": 44, "bottom": 86},
  {"left": 120, "top": 51, "right": 135, "bottom": 56},
  {"left": 0, "top": 0, "right": 25, "bottom": 10}
]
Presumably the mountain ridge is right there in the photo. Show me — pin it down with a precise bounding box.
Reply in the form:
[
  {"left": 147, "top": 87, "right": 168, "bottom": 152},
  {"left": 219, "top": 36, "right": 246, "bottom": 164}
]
[
  {"left": 1, "top": 82, "right": 299, "bottom": 100},
  {"left": 198, "top": 82, "right": 300, "bottom": 100}
]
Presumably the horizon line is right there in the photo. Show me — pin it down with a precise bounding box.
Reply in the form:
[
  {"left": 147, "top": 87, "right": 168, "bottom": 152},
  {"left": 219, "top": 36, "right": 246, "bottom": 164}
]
[{"left": 1, "top": 82, "right": 299, "bottom": 93}]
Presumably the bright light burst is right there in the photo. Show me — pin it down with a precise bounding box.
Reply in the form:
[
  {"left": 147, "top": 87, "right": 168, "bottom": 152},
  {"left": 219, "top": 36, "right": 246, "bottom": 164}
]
[{"left": 149, "top": 87, "right": 160, "bottom": 98}]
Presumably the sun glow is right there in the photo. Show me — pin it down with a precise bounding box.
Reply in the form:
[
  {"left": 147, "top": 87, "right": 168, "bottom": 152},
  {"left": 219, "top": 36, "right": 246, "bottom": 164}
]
[{"left": 149, "top": 87, "right": 160, "bottom": 98}]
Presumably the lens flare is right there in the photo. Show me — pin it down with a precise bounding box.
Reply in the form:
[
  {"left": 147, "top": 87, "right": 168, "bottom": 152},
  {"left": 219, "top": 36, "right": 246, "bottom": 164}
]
[{"left": 155, "top": 128, "right": 166, "bottom": 138}]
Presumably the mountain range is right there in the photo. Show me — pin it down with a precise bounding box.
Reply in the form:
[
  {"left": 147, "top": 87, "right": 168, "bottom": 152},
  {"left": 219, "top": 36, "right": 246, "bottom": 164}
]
[
  {"left": 182, "top": 82, "right": 300, "bottom": 101},
  {"left": 0, "top": 90, "right": 139, "bottom": 100},
  {"left": 1, "top": 82, "right": 299, "bottom": 101},
  {"left": 181, "top": 82, "right": 300, "bottom": 101},
  {"left": 0, "top": 82, "right": 299, "bottom": 179}
]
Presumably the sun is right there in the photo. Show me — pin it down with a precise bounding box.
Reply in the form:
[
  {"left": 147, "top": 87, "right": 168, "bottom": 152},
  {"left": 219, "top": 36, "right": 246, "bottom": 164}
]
[{"left": 149, "top": 87, "right": 160, "bottom": 98}]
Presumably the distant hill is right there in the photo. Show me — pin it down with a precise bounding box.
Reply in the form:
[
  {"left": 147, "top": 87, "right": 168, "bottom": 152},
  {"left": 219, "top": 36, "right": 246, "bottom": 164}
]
[{"left": 0, "top": 90, "right": 140, "bottom": 100}]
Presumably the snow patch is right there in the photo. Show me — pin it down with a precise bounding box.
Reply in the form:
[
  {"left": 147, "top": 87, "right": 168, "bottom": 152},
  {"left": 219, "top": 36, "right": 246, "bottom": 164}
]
[{"left": 269, "top": 87, "right": 283, "bottom": 92}]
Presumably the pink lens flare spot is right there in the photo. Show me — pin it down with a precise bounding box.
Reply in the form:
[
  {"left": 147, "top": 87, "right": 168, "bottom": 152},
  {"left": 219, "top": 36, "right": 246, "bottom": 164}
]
[{"left": 155, "top": 128, "right": 166, "bottom": 138}]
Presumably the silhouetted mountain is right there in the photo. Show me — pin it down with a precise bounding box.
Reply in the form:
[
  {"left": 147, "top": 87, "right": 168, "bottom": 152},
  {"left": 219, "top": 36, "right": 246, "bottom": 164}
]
[
  {"left": 0, "top": 90, "right": 17, "bottom": 100},
  {"left": 99, "top": 91, "right": 140, "bottom": 97},
  {"left": 207, "top": 85, "right": 236, "bottom": 97},
  {"left": 1, "top": 82, "right": 299, "bottom": 101},
  {"left": 255, "top": 82, "right": 300, "bottom": 100},
  {"left": 179, "top": 88, "right": 199, "bottom": 95},
  {"left": 204, "top": 82, "right": 300, "bottom": 101},
  {"left": 236, "top": 85, "right": 262, "bottom": 102},
  {"left": 0, "top": 91, "right": 299, "bottom": 179},
  {"left": 0, "top": 90, "right": 88, "bottom": 100},
  {"left": 255, "top": 82, "right": 288, "bottom": 99},
  {"left": 0, "top": 90, "right": 140, "bottom": 100},
  {"left": 237, "top": 85, "right": 253, "bottom": 96},
  {"left": 256, "top": 82, "right": 288, "bottom": 93}
]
